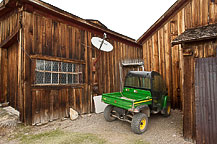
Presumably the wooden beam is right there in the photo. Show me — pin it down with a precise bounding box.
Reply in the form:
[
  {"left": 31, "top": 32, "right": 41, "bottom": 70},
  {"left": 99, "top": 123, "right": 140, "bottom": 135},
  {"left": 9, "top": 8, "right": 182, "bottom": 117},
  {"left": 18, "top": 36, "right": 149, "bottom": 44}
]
[
  {"left": 30, "top": 54, "right": 85, "bottom": 64},
  {"left": 137, "top": 0, "right": 189, "bottom": 44},
  {"left": 0, "top": 26, "right": 19, "bottom": 48}
]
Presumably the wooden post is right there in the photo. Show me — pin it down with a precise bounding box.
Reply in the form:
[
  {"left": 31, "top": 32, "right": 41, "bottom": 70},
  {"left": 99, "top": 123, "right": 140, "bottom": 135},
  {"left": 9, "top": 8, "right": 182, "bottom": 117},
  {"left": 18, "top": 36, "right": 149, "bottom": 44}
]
[{"left": 18, "top": 25, "right": 24, "bottom": 122}]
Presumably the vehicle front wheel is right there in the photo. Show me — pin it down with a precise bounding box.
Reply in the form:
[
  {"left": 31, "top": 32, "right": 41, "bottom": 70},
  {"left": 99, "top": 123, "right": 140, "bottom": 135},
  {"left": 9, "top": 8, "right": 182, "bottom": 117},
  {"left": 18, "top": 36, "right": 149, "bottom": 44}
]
[
  {"left": 104, "top": 105, "right": 116, "bottom": 122},
  {"left": 131, "top": 113, "right": 148, "bottom": 134}
]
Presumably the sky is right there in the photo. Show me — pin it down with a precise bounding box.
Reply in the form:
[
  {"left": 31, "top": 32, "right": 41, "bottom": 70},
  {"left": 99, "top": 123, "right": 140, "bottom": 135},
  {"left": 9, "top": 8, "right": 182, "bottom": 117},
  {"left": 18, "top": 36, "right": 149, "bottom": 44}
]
[{"left": 41, "top": 0, "right": 177, "bottom": 40}]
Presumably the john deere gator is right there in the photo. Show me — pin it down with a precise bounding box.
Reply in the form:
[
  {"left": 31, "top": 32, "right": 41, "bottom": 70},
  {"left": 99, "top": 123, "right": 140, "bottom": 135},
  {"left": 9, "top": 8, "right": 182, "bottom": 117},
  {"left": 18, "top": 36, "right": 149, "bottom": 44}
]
[{"left": 102, "top": 71, "right": 171, "bottom": 134}]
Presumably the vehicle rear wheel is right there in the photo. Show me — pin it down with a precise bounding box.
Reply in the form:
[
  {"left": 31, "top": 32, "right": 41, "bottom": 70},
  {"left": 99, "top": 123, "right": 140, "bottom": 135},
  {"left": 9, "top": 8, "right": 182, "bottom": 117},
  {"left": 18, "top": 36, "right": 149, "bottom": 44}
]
[
  {"left": 162, "top": 102, "right": 171, "bottom": 117},
  {"left": 131, "top": 113, "right": 148, "bottom": 134},
  {"left": 104, "top": 105, "right": 116, "bottom": 122}
]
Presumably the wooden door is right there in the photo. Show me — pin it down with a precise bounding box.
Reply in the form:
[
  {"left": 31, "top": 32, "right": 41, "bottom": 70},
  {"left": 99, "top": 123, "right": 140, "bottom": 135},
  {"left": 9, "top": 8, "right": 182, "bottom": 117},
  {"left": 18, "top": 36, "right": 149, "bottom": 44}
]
[
  {"left": 195, "top": 57, "right": 217, "bottom": 144},
  {"left": 7, "top": 42, "right": 19, "bottom": 109},
  {"left": 0, "top": 48, "right": 8, "bottom": 104}
]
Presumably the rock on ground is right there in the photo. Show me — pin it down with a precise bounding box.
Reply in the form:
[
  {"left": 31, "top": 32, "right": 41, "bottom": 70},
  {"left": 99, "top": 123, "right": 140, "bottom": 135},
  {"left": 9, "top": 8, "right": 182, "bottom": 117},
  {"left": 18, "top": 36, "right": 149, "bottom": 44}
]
[{"left": 0, "top": 109, "right": 194, "bottom": 144}]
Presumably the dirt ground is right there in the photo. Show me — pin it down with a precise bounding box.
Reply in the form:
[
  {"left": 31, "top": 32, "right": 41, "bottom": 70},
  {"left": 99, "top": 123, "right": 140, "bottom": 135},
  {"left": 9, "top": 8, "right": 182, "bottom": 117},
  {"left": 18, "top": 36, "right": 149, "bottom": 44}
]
[{"left": 0, "top": 109, "right": 193, "bottom": 144}]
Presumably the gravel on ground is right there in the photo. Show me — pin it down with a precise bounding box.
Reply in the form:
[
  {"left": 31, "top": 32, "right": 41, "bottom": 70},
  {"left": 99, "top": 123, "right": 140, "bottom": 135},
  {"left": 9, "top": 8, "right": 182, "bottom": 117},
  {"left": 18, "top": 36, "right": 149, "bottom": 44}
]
[{"left": 0, "top": 109, "right": 193, "bottom": 144}]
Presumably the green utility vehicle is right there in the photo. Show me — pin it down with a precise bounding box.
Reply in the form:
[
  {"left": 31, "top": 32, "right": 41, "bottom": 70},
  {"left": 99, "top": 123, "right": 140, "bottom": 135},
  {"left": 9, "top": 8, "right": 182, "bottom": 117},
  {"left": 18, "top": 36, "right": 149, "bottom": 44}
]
[{"left": 102, "top": 71, "right": 171, "bottom": 134}]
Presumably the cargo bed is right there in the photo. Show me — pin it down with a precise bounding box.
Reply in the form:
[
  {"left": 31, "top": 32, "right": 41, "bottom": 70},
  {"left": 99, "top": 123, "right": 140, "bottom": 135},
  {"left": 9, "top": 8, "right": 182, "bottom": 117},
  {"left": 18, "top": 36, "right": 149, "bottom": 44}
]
[{"left": 102, "top": 88, "right": 152, "bottom": 110}]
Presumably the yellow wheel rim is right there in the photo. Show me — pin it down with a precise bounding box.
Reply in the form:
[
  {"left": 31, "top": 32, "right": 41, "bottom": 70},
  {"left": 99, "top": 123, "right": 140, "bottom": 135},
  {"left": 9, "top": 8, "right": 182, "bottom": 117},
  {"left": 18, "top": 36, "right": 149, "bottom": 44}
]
[
  {"left": 167, "top": 105, "right": 171, "bottom": 114},
  {"left": 140, "top": 118, "right": 146, "bottom": 130}
]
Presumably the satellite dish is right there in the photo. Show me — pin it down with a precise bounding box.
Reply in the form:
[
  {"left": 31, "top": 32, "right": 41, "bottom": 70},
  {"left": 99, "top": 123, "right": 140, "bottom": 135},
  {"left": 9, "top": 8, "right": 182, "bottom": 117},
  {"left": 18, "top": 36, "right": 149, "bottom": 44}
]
[{"left": 91, "top": 33, "right": 113, "bottom": 52}]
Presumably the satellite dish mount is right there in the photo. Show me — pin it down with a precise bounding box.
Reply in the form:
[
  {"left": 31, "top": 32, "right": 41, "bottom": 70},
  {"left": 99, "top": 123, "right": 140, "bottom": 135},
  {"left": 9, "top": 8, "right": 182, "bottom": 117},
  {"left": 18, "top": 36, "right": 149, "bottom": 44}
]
[{"left": 91, "top": 33, "right": 113, "bottom": 65}]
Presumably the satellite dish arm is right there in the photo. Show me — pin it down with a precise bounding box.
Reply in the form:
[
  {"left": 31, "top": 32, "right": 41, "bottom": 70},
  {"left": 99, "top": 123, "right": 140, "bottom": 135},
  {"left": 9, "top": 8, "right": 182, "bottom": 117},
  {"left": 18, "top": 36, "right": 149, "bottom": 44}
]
[
  {"left": 94, "top": 33, "right": 107, "bottom": 65},
  {"left": 99, "top": 33, "right": 106, "bottom": 50}
]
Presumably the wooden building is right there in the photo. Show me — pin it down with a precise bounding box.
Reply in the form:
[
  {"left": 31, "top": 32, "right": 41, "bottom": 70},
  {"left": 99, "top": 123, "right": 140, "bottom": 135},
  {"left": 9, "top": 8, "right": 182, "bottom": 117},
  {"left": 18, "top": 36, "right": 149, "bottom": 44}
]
[
  {"left": 0, "top": 0, "right": 142, "bottom": 125},
  {"left": 172, "top": 23, "right": 217, "bottom": 144},
  {"left": 138, "top": 0, "right": 217, "bottom": 142}
]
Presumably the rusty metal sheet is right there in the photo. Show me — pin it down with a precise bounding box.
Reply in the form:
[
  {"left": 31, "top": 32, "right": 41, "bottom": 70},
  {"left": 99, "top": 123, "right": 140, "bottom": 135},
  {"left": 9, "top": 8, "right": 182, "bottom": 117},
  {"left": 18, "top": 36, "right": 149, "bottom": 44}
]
[{"left": 195, "top": 57, "right": 217, "bottom": 144}]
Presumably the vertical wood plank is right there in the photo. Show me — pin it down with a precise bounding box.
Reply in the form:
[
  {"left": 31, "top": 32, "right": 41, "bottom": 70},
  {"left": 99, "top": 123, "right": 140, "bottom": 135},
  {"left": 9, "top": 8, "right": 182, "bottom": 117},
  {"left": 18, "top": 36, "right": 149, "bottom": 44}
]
[
  {"left": 164, "top": 23, "right": 173, "bottom": 106},
  {"left": 52, "top": 21, "right": 58, "bottom": 57},
  {"left": 152, "top": 33, "right": 159, "bottom": 72},
  {"left": 209, "top": 0, "right": 216, "bottom": 24},
  {"left": 192, "top": 0, "right": 200, "bottom": 27},
  {"left": 23, "top": 12, "right": 33, "bottom": 124}
]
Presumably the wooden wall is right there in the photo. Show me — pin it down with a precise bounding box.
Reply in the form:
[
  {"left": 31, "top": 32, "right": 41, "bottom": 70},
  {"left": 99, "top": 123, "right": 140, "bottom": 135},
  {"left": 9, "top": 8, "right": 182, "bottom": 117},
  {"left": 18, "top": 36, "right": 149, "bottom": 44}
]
[
  {"left": 0, "top": 9, "right": 19, "bottom": 45},
  {"left": 142, "top": 0, "right": 217, "bottom": 110},
  {"left": 183, "top": 40, "right": 216, "bottom": 141},
  {"left": 7, "top": 42, "right": 19, "bottom": 109},
  {"left": 21, "top": 10, "right": 142, "bottom": 124},
  {"left": 0, "top": 48, "right": 7, "bottom": 103},
  {"left": 0, "top": 9, "right": 20, "bottom": 104}
]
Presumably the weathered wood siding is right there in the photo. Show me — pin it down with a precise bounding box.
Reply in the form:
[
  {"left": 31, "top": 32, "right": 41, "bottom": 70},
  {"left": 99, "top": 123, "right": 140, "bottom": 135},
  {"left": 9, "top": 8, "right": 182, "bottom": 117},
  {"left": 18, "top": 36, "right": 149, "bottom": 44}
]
[
  {"left": 0, "top": 9, "right": 20, "bottom": 104},
  {"left": 142, "top": 0, "right": 217, "bottom": 110},
  {"left": 0, "top": 9, "right": 20, "bottom": 45},
  {"left": 183, "top": 40, "right": 216, "bottom": 141},
  {"left": 21, "top": 10, "right": 142, "bottom": 124},
  {"left": 0, "top": 47, "right": 7, "bottom": 103},
  {"left": 7, "top": 42, "right": 19, "bottom": 109},
  {"left": 31, "top": 87, "right": 85, "bottom": 125}
]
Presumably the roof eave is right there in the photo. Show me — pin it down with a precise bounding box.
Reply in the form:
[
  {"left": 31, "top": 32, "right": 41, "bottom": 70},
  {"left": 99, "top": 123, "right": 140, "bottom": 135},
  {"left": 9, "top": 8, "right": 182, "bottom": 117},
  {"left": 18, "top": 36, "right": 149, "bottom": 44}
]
[
  {"left": 22, "top": 0, "right": 139, "bottom": 46},
  {"left": 137, "top": 0, "right": 189, "bottom": 44}
]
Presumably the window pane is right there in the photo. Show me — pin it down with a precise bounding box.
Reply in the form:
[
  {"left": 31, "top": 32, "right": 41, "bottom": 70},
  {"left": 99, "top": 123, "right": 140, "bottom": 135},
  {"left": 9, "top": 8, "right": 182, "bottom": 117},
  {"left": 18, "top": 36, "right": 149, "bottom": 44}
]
[
  {"left": 73, "top": 74, "right": 78, "bottom": 83},
  {"left": 68, "top": 74, "right": 72, "bottom": 84},
  {"left": 75, "top": 64, "right": 79, "bottom": 72},
  {"left": 36, "top": 60, "right": 44, "bottom": 70},
  {"left": 52, "top": 73, "right": 58, "bottom": 84},
  {"left": 141, "top": 77, "right": 151, "bottom": 89},
  {"left": 124, "top": 76, "right": 140, "bottom": 88},
  {"left": 153, "top": 75, "right": 161, "bottom": 91},
  {"left": 35, "top": 72, "right": 44, "bottom": 84},
  {"left": 52, "top": 61, "right": 59, "bottom": 72},
  {"left": 35, "top": 59, "right": 83, "bottom": 85},
  {"left": 45, "top": 72, "right": 51, "bottom": 84},
  {"left": 79, "top": 73, "right": 83, "bottom": 83},
  {"left": 68, "top": 63, "right": 72, "bottom": 72},
  {"left": 79, "top": 65, "right": 83, "bottom": 72},
  {"left": 60, "top": 74, "right": 66, "bottom": 84},
  {"left": 62, "top": 62, "right": 67, "bottom": 72},
  {"left": 45, "top": 61, "right": 51, "bottom": 71},
  {"left": 72, "top": 64, "right": 76, "bottom": 72}
]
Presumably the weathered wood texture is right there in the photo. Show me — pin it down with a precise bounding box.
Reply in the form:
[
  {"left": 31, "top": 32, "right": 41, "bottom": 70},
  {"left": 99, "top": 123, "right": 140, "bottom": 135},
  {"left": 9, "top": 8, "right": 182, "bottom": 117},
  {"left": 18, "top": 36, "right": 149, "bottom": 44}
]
[
  {"left": 195, "top": 56, "right": 217, "bottom": 144},
  {"left": 0, "top": 48, "right": 7, "bottom": 103},
  {"left": 0, "top": 2, "right": 142, "bottom": 125},
  {"left": 172, "top": 23, "right": 217, "bottom": 45},
  {"left": 21, "top": 11, "right": 142, "bottom": 124},
  {"left": 183, "top": 40, "right": 216, "bottom": 141},
  {"left": 31, "top": 87, "right": 85, "bottom": 125},
  {"left": 0, "top": 9, "right": 19, "bottom": 46},
  {"left": 7, "top": 42, "right": 19, "bottom": 109},
  {"left": 141, "top": 0, "right": 217, "bottom": 111},
  {"left": 0, "top": 9, "right": 20, "bottom": 104}
]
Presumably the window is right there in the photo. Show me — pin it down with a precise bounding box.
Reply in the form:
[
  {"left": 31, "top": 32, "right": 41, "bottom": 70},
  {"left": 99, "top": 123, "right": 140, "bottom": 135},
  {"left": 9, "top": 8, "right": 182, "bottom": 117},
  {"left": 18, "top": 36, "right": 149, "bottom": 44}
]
[
  {"left": 35, "top": 60, "right": 83, "bottom": 85},
  {"left": 125, "top": 76, "right": 151, "bottom": 89},
  {"left": 125, "top": 76, "right": 140, "bottom": 88},
  {"left": 152, "top": 75, "right": 165, "bottom": 92},
  {"left": 140, "top": 77, "right": 151, "bottom": 89}
]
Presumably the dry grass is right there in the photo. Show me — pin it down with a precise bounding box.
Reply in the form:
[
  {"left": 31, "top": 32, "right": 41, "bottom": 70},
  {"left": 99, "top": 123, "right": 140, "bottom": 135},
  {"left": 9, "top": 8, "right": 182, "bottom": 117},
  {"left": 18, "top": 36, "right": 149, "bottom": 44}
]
[{"left": 17, "top": 129, "right": 106, "bottom": 144}]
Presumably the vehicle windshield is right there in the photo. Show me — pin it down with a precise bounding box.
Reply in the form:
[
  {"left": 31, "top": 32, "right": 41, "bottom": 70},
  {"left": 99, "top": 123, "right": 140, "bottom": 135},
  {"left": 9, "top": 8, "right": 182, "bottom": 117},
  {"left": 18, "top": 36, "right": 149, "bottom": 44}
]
[{"left": 124, "top": 76, "right": 151, "bottom": 89}]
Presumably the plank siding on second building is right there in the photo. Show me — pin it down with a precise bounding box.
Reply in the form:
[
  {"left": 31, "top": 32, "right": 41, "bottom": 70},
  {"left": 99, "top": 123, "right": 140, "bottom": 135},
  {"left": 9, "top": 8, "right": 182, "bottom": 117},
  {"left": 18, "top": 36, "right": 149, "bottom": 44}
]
[{"left": 139, "top": 0, "right": 217, "bottom": 109}]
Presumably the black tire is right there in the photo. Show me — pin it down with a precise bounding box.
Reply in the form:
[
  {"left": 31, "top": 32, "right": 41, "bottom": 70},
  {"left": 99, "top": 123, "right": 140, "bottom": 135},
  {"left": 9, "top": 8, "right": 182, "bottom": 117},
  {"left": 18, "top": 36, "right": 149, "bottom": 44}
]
[
  {"left": 131, "top": 113, "right": 148, "bottom": 134},
  {"left": 104, "top": 105, "right": 116, "bottom": 122},
  {"left": 161, "top": 102, "right": 171, "bottom": 117}
]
